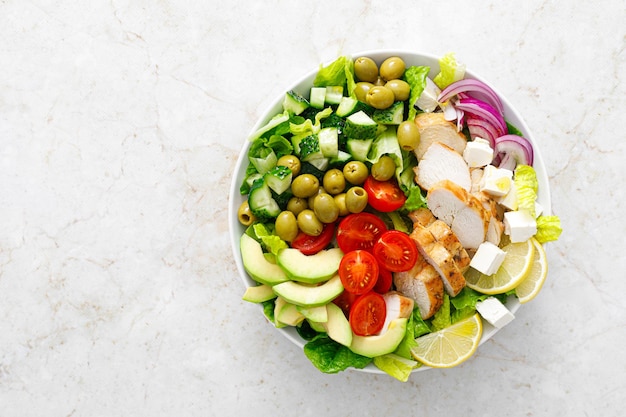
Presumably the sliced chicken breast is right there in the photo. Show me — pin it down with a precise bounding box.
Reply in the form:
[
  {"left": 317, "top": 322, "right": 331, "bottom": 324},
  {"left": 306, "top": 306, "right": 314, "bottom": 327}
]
[
  {"left": 380, "top": 291, "right": 415, "bottom": 333},
  {"left": 413, "top": 112, "right": 468, "bottom": 160},
  {"left": 414, "top": 142, "right": 471, "bottom": 192},
  {"left": 393, "top": 258, "right": 443, "bottom": 319}
]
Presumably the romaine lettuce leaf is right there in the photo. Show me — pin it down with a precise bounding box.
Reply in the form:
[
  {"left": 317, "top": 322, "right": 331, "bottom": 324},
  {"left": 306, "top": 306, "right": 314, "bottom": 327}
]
[
  {"left": 404, "top": 66, "right": 430, "bottom": 120},
  {"left": 535, "top": 215, "right": 562, "bottom": 243},
  {"left": 514, "top": 164, "right": 539, "bottom": 217},
  {"left": 303, "top": 334, "right": 372, "bottom": 374},
  {"left": 251, "top": 223, "right": 288, "bottom": 256},
  {"left": 433, "top": 52, "right": 466, "bottom": 89},
  {"left": 313, "top": 56, "right": 356, "bottom": 98},
  {"left": 430, "top": 293, "right": 451, "bottom": 332},
  {"left": 373, "top": 354, "right": 419, "bottom": 382}
]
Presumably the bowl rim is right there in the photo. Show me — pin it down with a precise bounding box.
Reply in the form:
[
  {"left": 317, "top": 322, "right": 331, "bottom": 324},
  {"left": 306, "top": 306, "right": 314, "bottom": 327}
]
[{"left": 228, "top": 49, "right": 551, "bottom": 375}]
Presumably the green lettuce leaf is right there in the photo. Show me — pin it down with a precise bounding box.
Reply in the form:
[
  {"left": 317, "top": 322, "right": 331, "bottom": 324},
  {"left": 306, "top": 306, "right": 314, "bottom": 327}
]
[
  {"left": 404, "top": 66, "right": 430, "bottom": 120},
  {"left": 514, "top": 164, "right": 539, "bottom": 217},
  {"left": 535, "top": 215, "right": 562, "bottom": 243},
  {"left": 313, "top": 56, "right": 356, "bottom": 97},
  {"left": 251, "top": 223, "right": 288, "bottom": 256},
  {"left": 303, "top": 335, "right": 372, "bottom": 374},
  {"left": 433, "top": 52, "right": 466, "bottom": 89},
  {"left": 373, "top": 354, "right": 419, "bottom": 382},
  {"left": 430, "top": 293, "right": 451, "bottom": 332}
]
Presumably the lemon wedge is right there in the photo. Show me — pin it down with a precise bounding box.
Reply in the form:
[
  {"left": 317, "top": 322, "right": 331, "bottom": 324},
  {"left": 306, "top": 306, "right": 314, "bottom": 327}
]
[
  {"left": 515, "top": 238, "right": 548, "bottom": 303},
  {"left": 410, "top": 313, "right": 483, "bottom": 368},
  {"left": 465, "top": 239, "right": 535, "bottom": 295}
]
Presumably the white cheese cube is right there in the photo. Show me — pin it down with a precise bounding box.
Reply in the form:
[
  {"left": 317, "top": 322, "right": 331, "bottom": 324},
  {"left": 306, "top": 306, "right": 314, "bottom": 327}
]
[
  {"left": 504, "top": 210, "right": 537, "bottom": 242},
  {"left": 480, "top": 165, "right": 513, "bottom": 197},
  {"left": 497, "top": 182, "right": 518, "bottom": 210},
  {"left": 415, "top": 78, "right": 441, "bottom": 113},
  {"left": 534, "top": 201, "right": 544, "bottom": 218},
  {"left": 463, "top": 138, "right": 494, "bottom": 168},
  {"left": 476, "top": 297, "right": 515, "bottom": 328},
  {"left": 470, "top": 241, "right": 506, "bottom": 275}
]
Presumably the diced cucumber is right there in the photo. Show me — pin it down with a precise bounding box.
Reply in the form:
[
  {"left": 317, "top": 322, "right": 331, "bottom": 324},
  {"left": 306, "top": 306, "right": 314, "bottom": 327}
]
[
  {"left": 299, "top": 135, "right": 324, "bottom": 161},
  {"left": 346, "top": 138, "right": 374, "bottom": 162},
  {"left": 344, "top": 110, "right": 378, "bottom": 139},
  {"left": 373, "top": 101, "right": 405, "bottom": 125},
  {"left": 324, "top": 86, "right": 343, "bottom": 105},
  {"left": 248, "top": 178, "right": 281, "bottom": 220},
  {"left": 336, "top": 96, "right": 359, "bottom": 117},
  {"left": 245, "top": 173, "right": 262, "bottom": 189},
  {"left": 307, "top": 157, "right": 330, "bottom": 171},
  {"left": 283, "top": 90, "right": 310, "bottom": 115},
  {"left": 310, "top": 87, "right": 326, "bottom": 109},
  {"left": 329, "top": 150, "right": 352, "bottom": 167},
  {"left": 249, "top": 149, "right": 277, "bottom": 175},
  {"left": 318, "top": 127, "right": 339, "bottom": 158},
  {"left": 265, "top": 165, "right": 292, "bottom": 195},
  {"left": 291, "top": 134, "right": 307, "bottom": 156}
]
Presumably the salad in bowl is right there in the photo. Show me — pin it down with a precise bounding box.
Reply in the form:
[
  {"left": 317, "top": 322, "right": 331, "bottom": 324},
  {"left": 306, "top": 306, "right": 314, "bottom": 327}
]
[{"left": 228, "top": 51, "right": 561, "bottom": 381}]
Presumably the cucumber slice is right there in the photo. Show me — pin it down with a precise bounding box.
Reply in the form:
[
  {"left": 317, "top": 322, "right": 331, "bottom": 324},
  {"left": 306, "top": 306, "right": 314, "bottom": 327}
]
[
  {"left": 318, "top": 127, "right": 339, "bottom": 158},
  {"left": 324, "top": 86, "right": 343, "bottom": 105},
  {"left": 310, "top": 87, "right": 326, "bottom": 109},
  {"left": 344, "top": 111, "right": 378, "bottom": 139},
  {"left": 265, "top": 165, "right": 292, "bottom": 195},
  {"left": 283, "top": 90, "right": 310, "bottom": 115},
  {"left": 346, "top": 138, "right": 374, "bottom": 162},
  {"left": 373, "top": 101, "right": 405, "bottom": 125}
]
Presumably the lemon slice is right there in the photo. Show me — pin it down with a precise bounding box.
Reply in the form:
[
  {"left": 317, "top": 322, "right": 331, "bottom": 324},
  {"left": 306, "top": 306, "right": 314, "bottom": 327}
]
[
  {"left": 465, "top": 239, "right": 535, "bottom": 295},
  {"left": 515, "top": 238, "right": 548, "bottom": 303},
  {"left": 410, "top": 313, "right": 483, "bottom": 368}
]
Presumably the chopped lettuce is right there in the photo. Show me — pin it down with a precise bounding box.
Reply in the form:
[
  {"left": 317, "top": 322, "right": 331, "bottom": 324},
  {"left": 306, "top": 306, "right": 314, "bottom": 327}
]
[
  {"left": 430, "top": 293, "right": 451, "bottom": 332},
  {"left": 248, "top": 111, "right": 291, "bottom": 142},
  {"left": 404, "top": 66, "right": 430, "bottom": 120},
  {"left": 433, "top": 52, "right": 466, "bottom": 89},
  {"left": 303, "top": 334, "right": 372, "bottom": 373},
  {"left": 514, "top": 164, "right": 539, "bottom": 217},
  {"left": 393, "top": 306, "right": 430, "bottom": 360},
  {"left": 250, "top": 223, "right": 287, "bottom": 256},
  {"left": 535, "top": 215, "right": 562, "bottom": 243},
  {"left": 313, "top": 56, "right": 357, "bottom": 98},
  {"left": 373, "top": 354, "right": 419, "bottom": 382},
  {"left": 367, "top": 128, "right": 404, "bottom": 177},
  {"left": 289, "top": 107, "right": 333, "bottom": 136}
]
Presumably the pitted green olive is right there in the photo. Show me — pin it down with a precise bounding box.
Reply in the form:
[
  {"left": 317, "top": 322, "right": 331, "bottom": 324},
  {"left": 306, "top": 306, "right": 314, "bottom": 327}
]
[
  {"left": 354, "top": 82, "right": 374, "bottom": 102},
  {"left": 286, "top": 197, "right": 308, "bottom": 216},
  {"left": 343, "top": 161, "right": 369, "bottom": 185},
  {"left": 323, "top": 169, "right": 346, "bottom": 195},
  {"left": 385, "top": 79, "right": 411, "bottom": 101},
  {"left": 291, "top": 174, "right": 319, "bottom": 198},
  {"left": 277, "top": 154, "right": 301, "bottom": 176},
  {"left": 366, "top": 86, "right": 395, "bottom": 110},
  {"left": 275, "top": 211, "right": 298, "bottom": 242},
  {"left": 297, "top": 209, "right": 323, "bottom": 236},
  {"left": 307, "top": 186, "right": 326, "bottom": 208},
  {"left": 237, "top": 200, "right": 256, "bottom": 226},
  {"left": 333, "top": 193, "right": 349, "bottom": 217},
  {"left": 313, "top": 193, "right": 339, "bottom": 224},
  {"left": 397, "top": 120, "right": 421, "bottom": 151},
  {"left": 345, "top": 186, "right": 368, "bottom": 213},
  {"left": 379, "top": 56, "right": 406, "bottom": 81},
  {"left": 371, "top": 155, "right": 396, "bottom": 181},
  {"left": 354, "top": 57, "right": 378, "bottom": 83}
]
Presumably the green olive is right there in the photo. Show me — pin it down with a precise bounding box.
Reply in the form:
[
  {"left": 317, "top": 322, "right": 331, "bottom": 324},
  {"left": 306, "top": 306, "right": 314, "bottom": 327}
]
[
  {"left": 373, "top": 76, "right": 386, "bottom": 86},
  {"left": 237, "top": 200, "right": 256, "bottom": 226},
  {"left": 307, "top": 186, "right": 326, "bottom": 208},
  {"left": 371, "top": 155, "right": 396, "bottom": 181},
  {"left": 297, "top": 209, "right": 323, "bottom": 236},
  {"left": 286, "top": 197, "right": 308, "bottom": 216},
  {"left": 343, "top": 161, "right": 369, "bottom": 185},
  {"left": 345, "top": 186, "right": 368, "bottom": 213},
  {"left": 276, "top": 154, "right": 301, "bottom": 176},
  {"left": 323, "top": 169, "right": 346, "bottom": 195},
  {"left": 313, "top": 193, "right": 340, "bottom": 224},
  {"left": 379, "top": 56, "right": 406, "bottom": 81},
  {"left": 366, "top": 86, "right": 395, "bottom": 110},
  {"left": 385, "top": 79, "right": 411, "bottom": 101},
  {"left": 354, "top": 57, "right": 378, "bottom": 83},
  {"left": 291, "top": 173, "right": 319, "bottom": 198},
  {"left": 397, "top": 120, "right": 421, "bottom": 151},
  {"left": 354, "top": 82, "right": 374, "bottom": 102},
  {"left": 275, "top": 211, "right": 299, "bottom": 241},
  {"left": 333, "top": 193, "right": 349, "bottom": 217}
]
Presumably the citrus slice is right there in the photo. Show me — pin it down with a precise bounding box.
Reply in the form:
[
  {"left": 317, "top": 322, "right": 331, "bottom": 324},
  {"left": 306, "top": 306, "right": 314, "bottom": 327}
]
[
  {"left": 410, "top": 313, "right": 483, "bottom": 368},
  {"left": 465, "top": 239, "right": 535, "bottom": 295},
  {"left": 515, "top": 238, "right": 548, "bottom": 303}
]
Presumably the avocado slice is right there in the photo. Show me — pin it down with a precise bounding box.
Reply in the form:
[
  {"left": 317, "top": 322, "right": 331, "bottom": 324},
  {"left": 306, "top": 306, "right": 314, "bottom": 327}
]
[
  {"left": 240, "top": 234, "right": 289, "bottom": 286},
  {"left": 324, "top": 302, "right": 352, "bottom": 347},
  {"left": 242, "top": 284, "right": 276, "bottom": 303},
  {"left": 276, "top": 247, "right": 343, "bottom": 284},
  {"left": 272, "top": 274, "right": 344, "bottom": 308},
  {"left": 349, "top": 318, "right": 408, "bottom": 358}
]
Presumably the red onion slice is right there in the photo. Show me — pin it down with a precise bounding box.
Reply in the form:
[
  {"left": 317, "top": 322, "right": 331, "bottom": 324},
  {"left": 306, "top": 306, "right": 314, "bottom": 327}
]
[
  {"left": 455, "top": 97, "right": 508, "bottom": 137},
  {"left": 466, "top": 116, "right": 499, "bottom": 148},
  {"left": 494, "top": 134, "right": 534, "bottom": 168},
  {"left": 438, "top": 79, "right": 504, "bottom": 115}
]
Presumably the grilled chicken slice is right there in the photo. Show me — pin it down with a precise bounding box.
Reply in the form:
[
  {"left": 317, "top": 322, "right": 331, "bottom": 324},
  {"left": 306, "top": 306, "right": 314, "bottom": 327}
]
[
  {"left": 413, "top": 112, "right": 468, "bottom": 160},
  {"left": 408, "top": 207, "right": 437, "bottom": 228},
  {"left": 414, "top": 142, "right": 471, "bottom": 192},
  {"left": 427, "top": 180, "right": 489, "bottom": 250},
  {"left": 426, "top": 220, "right": 471, "bottom": 271},
  {"left": 393, "top": 258, "right": 443, "bottom": 319},
  {"left": 380, "top": 291, "right": 415, "bottom": 333}
]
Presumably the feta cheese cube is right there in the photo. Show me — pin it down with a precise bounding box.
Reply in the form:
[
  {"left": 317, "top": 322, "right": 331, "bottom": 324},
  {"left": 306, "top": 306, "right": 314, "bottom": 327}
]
[
  {"left": 534, "top": 201, "right": 544, "bottom": 218},
  {"left": 470, "top": 241, "right": 506, "bottom": 275},
  {"left": 476, "top": 297, "right": 515, "bottom": 328},
  {"left": 504, "top": 210, "right": 537, "bottom": 242},
  {"left": 480, "top": 165, "right": 513, "bottom": 197},
  {"left": 415, "top": 78, "right": 441, "bottom": 113},
  {"left": 497, "top": 182, "right": 518, "bottom": 210},
  {"left": 463, "top": 138, "right": 494, "bottom": 167}
]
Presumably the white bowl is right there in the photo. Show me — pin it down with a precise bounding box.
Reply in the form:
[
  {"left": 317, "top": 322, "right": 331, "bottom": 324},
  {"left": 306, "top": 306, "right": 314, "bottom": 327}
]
[{"left": 228, "top": 50, "right": 551, "bottom": 374}]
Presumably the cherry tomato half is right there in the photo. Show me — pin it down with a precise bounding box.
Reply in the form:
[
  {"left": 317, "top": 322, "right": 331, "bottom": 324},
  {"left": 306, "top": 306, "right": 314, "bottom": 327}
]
[
  {"left": 336, "top": 212, "right": 388, "bottom": 253},
  {"left": 372, "top": 230, "right": 419, "bottom": 272},
  {"left": 338, "top": 250, "right": 379, "bottom": 295},
  {"left": 290, "top": 222, "right": 335, "bottom": 255},
  {"left": 373, "top": 266, "right": 393, "bottom": 294},
  {"left": 332, "top": 290, "right": 358, "bottom": 317},
  {"left": 349, "top": 291, "right": 387, "bottom": 336},
  {"left": 363, "top": 176, "right": 407, "bottom": 212}
]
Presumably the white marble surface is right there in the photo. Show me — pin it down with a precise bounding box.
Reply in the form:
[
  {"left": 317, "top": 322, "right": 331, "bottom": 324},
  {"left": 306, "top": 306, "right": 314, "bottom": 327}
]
[{"left": 1, "top": 1, "right": 624, "bottom": 415}]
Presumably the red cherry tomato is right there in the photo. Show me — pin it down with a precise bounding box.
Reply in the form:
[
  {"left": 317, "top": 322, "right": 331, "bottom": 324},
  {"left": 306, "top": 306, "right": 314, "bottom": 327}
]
[
  {"left": 336, "top": 212, "right": 388, "bottom": 253},
  {"left": 363, "top": 176, "right": 406, "bottom": 212},
  {"left": 290, "top": 222, "right": 335, "bottom": 255},
  {"left": 373, "top": 266, "right": 393, "bottom": 294},
  {"left": 349, "top": 291, "right": 387, "bottom": 336},
  {"left": 338, "top": 250, "right": 379, "bottom": 295},
  {"left": 332, "top": 290, "right": 358, "bottom": 317},
  {"left": 372, "top": 230, "right": 419, "bottom": 272}
]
